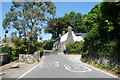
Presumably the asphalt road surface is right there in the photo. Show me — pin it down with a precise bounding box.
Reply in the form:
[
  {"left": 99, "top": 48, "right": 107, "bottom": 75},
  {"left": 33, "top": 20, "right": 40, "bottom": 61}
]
[{"left": 18, "top": 51, "right": 118, "bottom": 79}]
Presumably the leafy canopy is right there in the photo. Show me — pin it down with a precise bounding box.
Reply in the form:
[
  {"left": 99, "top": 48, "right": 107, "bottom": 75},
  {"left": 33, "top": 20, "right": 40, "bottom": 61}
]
[
  {"left": 2, "top": 2, "right": 56, "bottom": 54},
  {"left": 3, "top": 2, "right": 56, "bottom": 41},
  {"left": 45, "top": 11, "right": 85, "bottom": 39}
]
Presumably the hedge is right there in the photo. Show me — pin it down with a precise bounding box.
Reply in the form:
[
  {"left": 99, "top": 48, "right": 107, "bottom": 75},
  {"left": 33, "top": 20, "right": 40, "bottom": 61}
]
[{"left": 66, "top": 41, "right": 84, "bottom": 54}]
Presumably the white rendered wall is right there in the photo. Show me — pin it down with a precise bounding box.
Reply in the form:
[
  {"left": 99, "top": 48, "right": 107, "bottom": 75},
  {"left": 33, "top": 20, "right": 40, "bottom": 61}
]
[
  {"left": 72, "top": 32, "right": 84, "bottom": 42},
  {"left": 60, "top": 32, "right": 84, "bottom": 43},
  {"left": 60, "top": 32, "right": 68, "bottom": 43}
]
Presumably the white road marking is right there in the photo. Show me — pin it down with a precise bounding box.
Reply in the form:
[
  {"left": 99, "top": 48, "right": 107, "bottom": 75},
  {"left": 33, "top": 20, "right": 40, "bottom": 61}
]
[
  {"left": 39, "top": 56, "right": 45, "bottom": 67},
  {"left": 40, "top": 61, "right": 59, "bottom": 68},
  {"left": 18, "top": 63, "right": 40, "bottom": 78},
  {"left": 18, "top": 56, "right": 45, "bottom": 79},
  {"left": 67, "top": 65, "right": 71, "bottom": 69},
  {"left": 64, "top": 64, "right": 91, "bottom": 72},
  {"left": 80, "top": 62, "right": 118, "bottom": 78},
  {"left": 10, "top": 64, "right": 37, "bottom": 78},
  {"left": 62, "top": 54, "right": 118, "bottom": 78},
  {"left": 56, "top": 62, "right": 59, "bottom": 67}
]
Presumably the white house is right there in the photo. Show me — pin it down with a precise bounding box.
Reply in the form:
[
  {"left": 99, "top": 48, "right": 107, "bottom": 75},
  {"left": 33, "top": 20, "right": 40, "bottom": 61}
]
[{"left": 52, "top": 26, "right": 86, "bottom": 51}]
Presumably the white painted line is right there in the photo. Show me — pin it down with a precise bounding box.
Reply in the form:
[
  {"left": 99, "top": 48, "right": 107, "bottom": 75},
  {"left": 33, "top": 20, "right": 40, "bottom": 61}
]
[
  {"left": 56, "top": 62, "right": 59, "bottom": 67},
  {"left": 18, "top": 63, "right": 40, "bottom": 78},
  {"left": 67, "top": 65, "right": 71, "bottom": 69},
  {"left": 80, "top": 61, "right": 118, "bottom": 78},
  {"left": 18, "top": 55, "right": 45, "bottom": 78},
  {"left": 39, "top": 56, "right": 45, "bottom": 67},
  {"left": 82, "top": 65, "right": 92, "bottom": 71},
  {"left": 64, "top": 64, "right": 91, "bottom": 72},
  {"left": 10, "top": 63, "right": 37, "bottom": 78},
  {"left": 63, "top": 54, "right": 118, "bottom": 78}
]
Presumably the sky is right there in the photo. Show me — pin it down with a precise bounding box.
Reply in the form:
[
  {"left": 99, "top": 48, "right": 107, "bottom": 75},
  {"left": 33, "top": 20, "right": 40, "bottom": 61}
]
[{"left": 0, "top": 2, "right": 100, "bottom": 41}]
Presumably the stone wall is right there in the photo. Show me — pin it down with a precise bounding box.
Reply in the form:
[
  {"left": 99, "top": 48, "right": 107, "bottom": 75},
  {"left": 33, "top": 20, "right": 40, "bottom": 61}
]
[
  {"left": 0, "top": 53, "right": 9, "bottom": 66},
  {"left": 19, "top": 51, "right": 41, "bottom": 63},
  {"left": 83, "top": 55, "right": 120, "bottom": 68}
]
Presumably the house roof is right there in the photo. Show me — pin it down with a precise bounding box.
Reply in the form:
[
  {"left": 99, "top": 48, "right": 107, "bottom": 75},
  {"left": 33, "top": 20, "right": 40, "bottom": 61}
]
[
  {"left": 2, "top": 37, "right": 14, "bottom": 47},
  {"left": 75, "top": 33, "right": 86, "bottom": 36},
  {"left": 2, "top": 43, "right": 14, "bottom": 47},
  {"left": 3, "top": 37, "right": 13, "bottom": 43},
  {"left": 54, "top": 33, "right": 86, "bottom": 43}
]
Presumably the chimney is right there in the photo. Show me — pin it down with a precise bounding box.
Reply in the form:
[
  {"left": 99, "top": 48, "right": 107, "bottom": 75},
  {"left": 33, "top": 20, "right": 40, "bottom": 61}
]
[
  {"left": 62, "top": 31, "right": 65, "bottom": 35},
  {"left": 68, "top": 26, "right": 72, "bottom": 32}
]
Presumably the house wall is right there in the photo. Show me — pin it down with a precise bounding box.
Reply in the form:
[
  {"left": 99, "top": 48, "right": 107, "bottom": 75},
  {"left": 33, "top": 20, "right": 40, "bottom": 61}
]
[
  {"left": 52, "top": 27, "right": 86, "bottom": 52},
  {"left": 52, "top": 38, "right": 60, "bottom": 51},
  {"left": 60, "top": 33, "right": 68, "bottom": 43},
  {"left": 72, "top": 32, "right": 84, "bottom": 42}
]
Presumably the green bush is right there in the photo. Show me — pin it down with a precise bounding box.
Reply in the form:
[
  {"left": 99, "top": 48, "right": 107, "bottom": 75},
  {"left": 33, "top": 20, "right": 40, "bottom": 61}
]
[
  {"left": 111, "top": 68, "right": 116, "bottom": 71},
  {"left": 2, "top": 38, "right": 6, "bottom": 43},
  {"left": 12, "top": 37, "right": 27, "bottom": 54},
  {"left": 66, "top": 41, "right": 84, "bottom": 54},
  {"left": 42, "top": 40, "right": 54, "bottom": 50},
  {"left": 2, "top": 44, "right": 11, "bottom": 53},
  {"left": 38, "top": 47, "right": 44, "bottom": 54},
  {"left": 12, "top": 50, "right": 18, "bottom": 60},
  {"left": 80, "top": 57, "right": 85, "bottom": 62},
  {"left": 88, "top": 61, "right": 91, "bottom": 64},
  {"left": 12, "top": 37, "right": 44, "bottom": 54},
  {"left": 30, "top": 42, "right": 44, "bottom": 54},
  {"left": 115, "top": 69, "right": 120, "bottom": 74},
  {"left": 93, "top": 61, "right": 97, "bottom": 65},
  {"left": 2, "top": 44, "right": 16, "bottom": 61}
]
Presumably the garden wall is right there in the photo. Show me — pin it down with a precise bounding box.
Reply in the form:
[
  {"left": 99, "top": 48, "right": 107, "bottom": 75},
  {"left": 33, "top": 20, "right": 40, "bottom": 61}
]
[
  {"left": 19, "top": 51, "right": 42, "bottom": 63},
  {"left": 83, "top": 55, "right": 120, "bottom": 68},
  {"left": 0, "top": 53, "right": 9, "bottom": 66}
]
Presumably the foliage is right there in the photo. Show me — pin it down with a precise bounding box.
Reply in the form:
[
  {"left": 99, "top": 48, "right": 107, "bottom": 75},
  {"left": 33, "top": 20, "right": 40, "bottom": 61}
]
[
  {"left": 1, "top": 37, "right": 44, "bottom": 61},
  {"left": 66, "top": 41, "right": 84, "bottom": 54},
  {"left": 2, "top": 38, "right": 7, "bottom": 43},
  {"left": 38, "top": 47, "right": 44, "bottom": 54},
  {"left": 12, "top": 37, "right": 27, "bottom": 54},
  {"left": 12, "top": 50, "right": 18, "bottom": 60},
  {"left": 12, "top": 37, "right": 44, "bottom": 54},
  {"left": 3, "top": 2, "right": 56, "bottom": 53},
  {"left": 2, "top": 44, "right": 12, "bottom": 60},
  {"left": 45, "top": 11, "right": 84, "bottom": 39},
  {"left": 77, "top": 2, "right": 120, "bottom": 74},
  {"left": 2, "top": 44, "right": 12, "bottom": 53},
  {"left": 2, "top": 44, "right": 18, "bottom": 60},
  {"left": 80, "top": 58, "right": 85, "bottom": 63},
  {"left": 82, "top": 2, "right": 120, "bottom": 60},
  {"left": 42, "top": 39, "right": 54, "bottom": 50}
]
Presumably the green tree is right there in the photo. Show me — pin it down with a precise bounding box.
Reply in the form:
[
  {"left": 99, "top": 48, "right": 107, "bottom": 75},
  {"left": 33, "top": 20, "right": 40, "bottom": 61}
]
[
  {"left": 42, "top": 39, "right": 54, "bottom": 50},
  {"left": 3, "top": 2, "right": 56, "bottom": 53},
  {"left": 82, "top": 2, "right": 120, "bottom": 59},
  {"left": 45, "top": 11, "right": 84, "bottom": 39}
]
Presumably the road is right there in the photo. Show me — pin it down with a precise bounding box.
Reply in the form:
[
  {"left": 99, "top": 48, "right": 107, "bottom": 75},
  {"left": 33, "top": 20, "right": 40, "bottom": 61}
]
[{"left": 17, "top": 51, "right": 118, "bottom": 79}]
